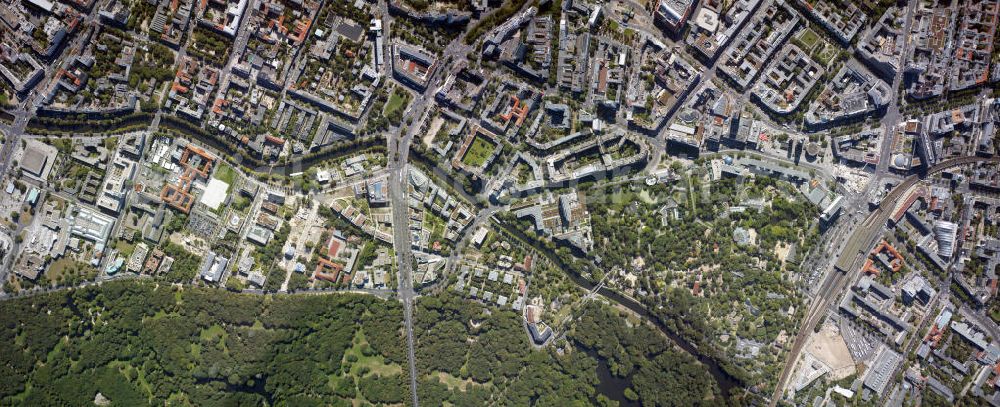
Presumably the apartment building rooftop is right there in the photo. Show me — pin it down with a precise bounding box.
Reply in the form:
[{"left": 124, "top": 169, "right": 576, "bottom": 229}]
[{"left": 718, "top": 0, "right": 800, "bottom": 90}]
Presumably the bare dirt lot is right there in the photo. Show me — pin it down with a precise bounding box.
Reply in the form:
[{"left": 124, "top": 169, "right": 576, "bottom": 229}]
[{"left": 805, "top": 322, "right": 856, "bottom": 380}]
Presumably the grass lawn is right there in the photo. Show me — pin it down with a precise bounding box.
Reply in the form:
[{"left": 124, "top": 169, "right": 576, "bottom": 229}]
[
  {"left": 114, "top": 239, "right": 136, "bottom": 258},
  {"left": 427, "top": 371, "right": 490, "bottom": 392},
  {"left": 383, "top": 87, "right": 411, "bottom": 121},
  {"left": 343, "top": 329, "right": 402, "bottom": 378},
  {"left": 607, "top": 20, "right": 619, "bottom": 32},
  {"left": 795, "top": 28, "right": 821, "bottom": 52},
  {"left": 213, "top": 163, "right": 237, "bottom": 193},
  {"left": 637, "top": 189, "right": 658, "bottom": 205},
  {"left": 460, "top": 136, "right": 496, "bottom": 167},
  {"left": 423, "top": 212, "right": 447, "bottom": 243},
  {"left": 45, "top": 258, "right": 96, "bottom": 286},
  {"left": 199, "top": 324, "right": 229, "bottom": 353},
  {"left": 107, "top": 360, "right": 155, "bottom": 399},
  {"left": 813, "top": 43, "right": 840, "bottom": 67}
]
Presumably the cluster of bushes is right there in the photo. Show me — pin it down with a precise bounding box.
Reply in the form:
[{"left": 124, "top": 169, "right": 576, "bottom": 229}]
[
  {"left": 27, "top": 113, "right": 153, "bottom": 135},
  {"left": 464, "top": 0, "right": 531, "bottom": 45}
]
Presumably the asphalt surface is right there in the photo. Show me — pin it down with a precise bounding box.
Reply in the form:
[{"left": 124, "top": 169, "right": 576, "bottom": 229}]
[
  {"left": 213, "top": 0, "right": 258, "bottom": 109},
  {"left": 381, "top": 1, "right": 494, "bottom": 403},
  {"left": 386, "top": 52, "right": 444, "bottom": 407},
  {"left": 2, "top": 1, "right": 993, "bottom": 405},
  {"left": 769, "top": 155, "right": 1000, "bottom": 405},
  {"left": 0, "top": 70, "right": 64, "bottom": 283},
  {"left": 769, "top": 2, "right": 920, "bottom": 402}
]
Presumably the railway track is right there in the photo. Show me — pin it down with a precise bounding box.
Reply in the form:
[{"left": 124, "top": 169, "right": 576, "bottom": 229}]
[{"left": 770, "top": 156, "right": 1000, "bottom": 406}]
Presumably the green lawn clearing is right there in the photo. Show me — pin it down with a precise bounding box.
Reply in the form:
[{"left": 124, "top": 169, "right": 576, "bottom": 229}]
[{"left": 460, "top": 136, "right": 496, "bottom": 167}]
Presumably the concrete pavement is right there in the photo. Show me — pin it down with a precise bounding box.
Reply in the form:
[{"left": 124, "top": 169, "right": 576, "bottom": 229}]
[{"left": 769, "top": 155, "right": 1000, "bottom": 405}]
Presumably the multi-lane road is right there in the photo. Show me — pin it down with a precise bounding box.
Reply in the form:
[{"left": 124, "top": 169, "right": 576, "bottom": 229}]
[
  {"left": 0, "top": 78, "right": 58, "bottom": 284},
  {"left": 385, "top": 44, "right": 447, "bottom": 407},
  {"left": 770, "top": 155, "right": 1000, "bottom": 405},
  {"left": 213, "top": 0, "right": 258, "bottom": 110},
  {"left": 385, "top": 24, "right": 478, "bottom": 402},
  {"left": 2, "top": 0, "right": 995, "bottom": 405},
  {"left": 382, "top": 0, "right": 517, "bottom": 402},
  {"left": 0, "top": 0, "right": 109, "bottom": 282},
  {"left": 768, "top": 2, "right": 923, "bottom": 402}
]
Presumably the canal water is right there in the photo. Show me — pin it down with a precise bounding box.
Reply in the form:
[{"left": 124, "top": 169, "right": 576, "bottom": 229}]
[
  {"left": 168, "top": 117, "right": 743, "bottom": 400},
  {"left": 584, "top": 347, "right": 639, "bottom": 407},
  {"left": 497, "top": 224, "right": 741, "bottom": 399},
  {"left": 594, "top": 285, "right": 739, "bottom": 398}
]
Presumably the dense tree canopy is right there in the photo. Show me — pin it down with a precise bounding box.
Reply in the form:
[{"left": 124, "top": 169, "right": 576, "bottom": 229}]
[
  {"left": 414, "top": 293, "right": 719, "bottom": 406},
  {"left": 570, "top": 302, "right": 721, "bottom": 406},
  {"left": 2, "top": 281, "right": 724, "bottom": 406},
  {"left": 0, "top": 282, "right": 405, "bottom": 405},
  {"left": 583, "top": 177, "right": 815, "bottom": 389}
]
